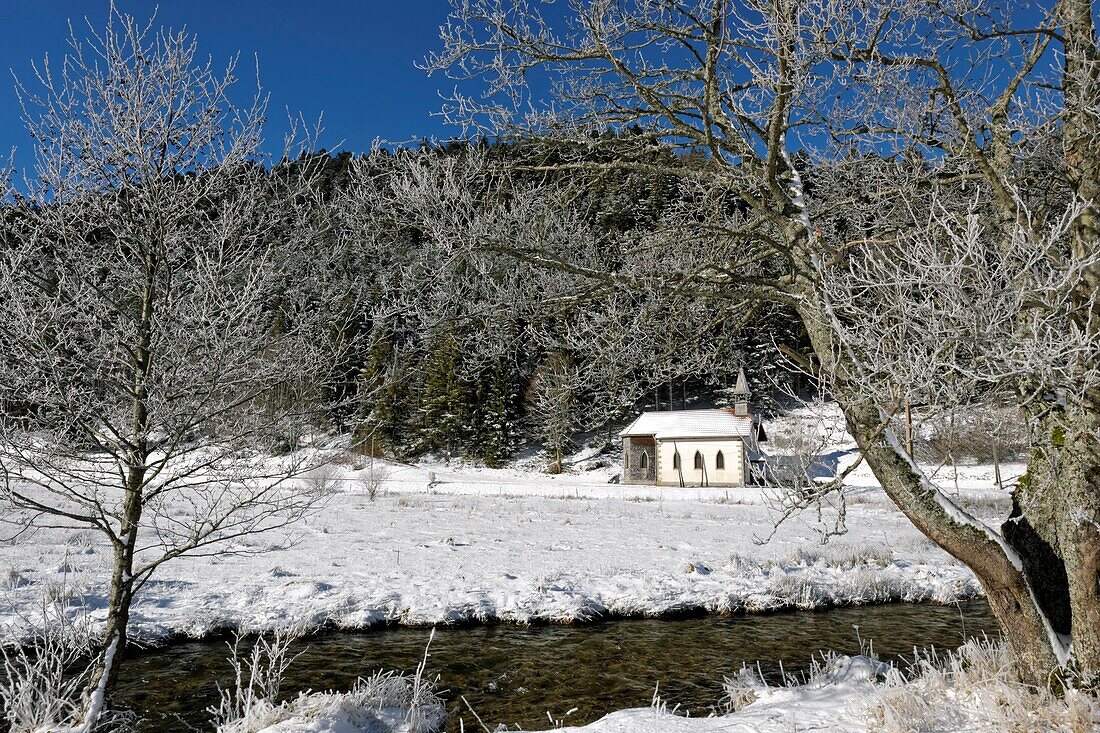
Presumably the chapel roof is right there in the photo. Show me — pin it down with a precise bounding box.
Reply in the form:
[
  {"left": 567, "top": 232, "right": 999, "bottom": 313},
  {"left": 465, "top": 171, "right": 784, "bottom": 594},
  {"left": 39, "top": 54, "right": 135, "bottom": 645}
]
[{"left": 619, "top": 409, "right": 756, "bottom": 440}]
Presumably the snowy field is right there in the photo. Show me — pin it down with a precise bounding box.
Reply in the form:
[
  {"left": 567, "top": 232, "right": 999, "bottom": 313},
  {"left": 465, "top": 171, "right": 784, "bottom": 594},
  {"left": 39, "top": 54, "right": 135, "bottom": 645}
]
[{"left": 0, "top": 406, "right": 1014, "bottom": 644}]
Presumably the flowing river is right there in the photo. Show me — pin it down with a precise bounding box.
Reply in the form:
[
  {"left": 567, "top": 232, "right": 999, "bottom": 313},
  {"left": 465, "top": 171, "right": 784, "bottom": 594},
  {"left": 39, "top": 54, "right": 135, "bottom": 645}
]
[{"left": 116, "top": 601, "right": 999, "bottom": 732}]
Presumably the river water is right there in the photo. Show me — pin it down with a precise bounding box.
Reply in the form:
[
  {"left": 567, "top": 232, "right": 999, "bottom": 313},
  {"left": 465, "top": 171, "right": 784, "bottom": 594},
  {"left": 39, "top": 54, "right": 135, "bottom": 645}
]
[{"left": 115, "top": 601, "right": 999, "bottom": 732}]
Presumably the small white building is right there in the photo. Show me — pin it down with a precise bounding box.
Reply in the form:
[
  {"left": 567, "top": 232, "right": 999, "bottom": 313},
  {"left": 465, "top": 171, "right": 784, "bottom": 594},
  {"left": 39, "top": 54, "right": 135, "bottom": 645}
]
[{"left": 619, "top": 371, "right": 766, "bottom": 487}]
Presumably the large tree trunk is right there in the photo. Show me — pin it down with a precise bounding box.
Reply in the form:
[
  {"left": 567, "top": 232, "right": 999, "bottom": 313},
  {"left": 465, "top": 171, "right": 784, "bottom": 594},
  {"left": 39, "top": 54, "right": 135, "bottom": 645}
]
[
  {"left": 1016, "top": 406, "right": 1100, "bottom": 682},
  {"left": 1054, "top": 0, "right": 1100, "bottom": 682},
  {"left": 842, "top": 398, "right": 1062, "bottom": 684}
]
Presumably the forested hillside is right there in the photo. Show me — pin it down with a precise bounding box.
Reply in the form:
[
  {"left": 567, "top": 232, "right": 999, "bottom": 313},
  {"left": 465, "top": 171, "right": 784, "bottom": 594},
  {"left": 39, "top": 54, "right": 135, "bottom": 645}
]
[{"left": 245, "top": 137, "right": 808, "bottom": 466}]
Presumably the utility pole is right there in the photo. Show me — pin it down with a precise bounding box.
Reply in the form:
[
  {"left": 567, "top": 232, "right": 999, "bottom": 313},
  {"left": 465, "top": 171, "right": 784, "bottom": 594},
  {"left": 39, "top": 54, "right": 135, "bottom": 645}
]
[
  {"left": 993, "top": 443, "right": 1003, "bottom": 490},
  {"left": 904, "top": 398, "right": 913, "bottom": 458}
]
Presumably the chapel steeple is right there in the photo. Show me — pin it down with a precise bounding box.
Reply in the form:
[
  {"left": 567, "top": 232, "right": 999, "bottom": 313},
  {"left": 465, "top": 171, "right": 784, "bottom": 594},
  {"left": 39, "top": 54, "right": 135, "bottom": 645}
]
[{"left": 732, "top": 367, "right": 750, "bottom": 416}]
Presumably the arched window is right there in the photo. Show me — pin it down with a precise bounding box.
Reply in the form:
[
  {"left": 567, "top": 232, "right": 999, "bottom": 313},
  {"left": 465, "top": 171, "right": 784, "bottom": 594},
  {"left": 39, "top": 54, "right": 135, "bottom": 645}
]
[
  {"left": 715, "top": 451, "right": 725, "bottom": 470},
  {"left": 672, "top": 452, "right": 680, "bottom": 470},
  {"left": 640, "top": 452, "right": 649, "bottom": 469},
  {"left": 694, "top": 451, "right": 703, "bottom": 470}
]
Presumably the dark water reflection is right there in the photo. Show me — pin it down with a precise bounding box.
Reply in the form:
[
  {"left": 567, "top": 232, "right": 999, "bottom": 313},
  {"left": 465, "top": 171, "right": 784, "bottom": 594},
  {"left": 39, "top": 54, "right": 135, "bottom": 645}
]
[{"left": 116, "top": 601, "right": 999, "bottom": 732}]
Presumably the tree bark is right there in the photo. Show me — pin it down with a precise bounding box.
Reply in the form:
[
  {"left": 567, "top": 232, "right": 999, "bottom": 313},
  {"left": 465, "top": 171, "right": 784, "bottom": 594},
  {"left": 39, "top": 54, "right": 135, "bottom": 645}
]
[
  {"left": 1053, "top": 0, "right": 1100, "bottom": 682},
  {"left": 1016, "top": 407, "right": 1100, "bottom": 681},
  {"left": 95, "top": 498, "right": 140, "bottom": 695}
]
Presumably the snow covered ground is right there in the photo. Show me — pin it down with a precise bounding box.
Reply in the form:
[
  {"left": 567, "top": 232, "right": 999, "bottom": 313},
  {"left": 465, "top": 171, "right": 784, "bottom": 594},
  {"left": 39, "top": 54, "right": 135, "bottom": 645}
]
[
  {"left": 0, "top": 405, "right": 1015, "bottom": 644},
  {"left": 558, "top": 654, "right": 889, "bottom": 733}
]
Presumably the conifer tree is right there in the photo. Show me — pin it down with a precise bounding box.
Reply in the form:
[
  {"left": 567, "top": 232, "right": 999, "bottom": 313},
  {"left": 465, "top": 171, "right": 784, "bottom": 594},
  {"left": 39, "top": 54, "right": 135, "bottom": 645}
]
[
  {"left": 473, "top": 357, "right": 519, "bottom": 466},
  {"left": 354, "top": 335, "right": 408, "bottom": 455},
  {"left": 418, "top": 333, "right": 468, "bottom": 456}
]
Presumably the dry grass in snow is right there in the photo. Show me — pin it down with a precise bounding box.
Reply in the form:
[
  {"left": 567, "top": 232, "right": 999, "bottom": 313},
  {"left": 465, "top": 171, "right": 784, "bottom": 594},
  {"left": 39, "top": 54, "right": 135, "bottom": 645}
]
[
  {"left": 211, "top": 627, "right": 443, "bottom": 733},
  {"left": 214, "top": 670, "right": 444, "bottom": 733},
  {"left": 867, "top": 639, "right": 1100, "bottom": 733}
]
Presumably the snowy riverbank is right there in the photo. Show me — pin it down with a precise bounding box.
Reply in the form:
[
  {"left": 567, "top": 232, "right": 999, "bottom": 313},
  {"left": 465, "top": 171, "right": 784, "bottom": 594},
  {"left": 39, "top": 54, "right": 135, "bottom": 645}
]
[
  {"left": 557, "top": 639, "right": 1100, "bottom": 733},
  {"left": 240, "top": 637, "right": 1099, "bottom": 733}
]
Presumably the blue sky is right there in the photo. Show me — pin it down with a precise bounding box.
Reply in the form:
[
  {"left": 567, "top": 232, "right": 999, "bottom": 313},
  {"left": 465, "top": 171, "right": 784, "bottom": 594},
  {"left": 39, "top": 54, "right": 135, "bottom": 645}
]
[
  {"left": 0, "top": 1, "right": 1079, "bottom": 173},
  {"left": 0, "top": 0, "right": 464, "bottom": 169}
]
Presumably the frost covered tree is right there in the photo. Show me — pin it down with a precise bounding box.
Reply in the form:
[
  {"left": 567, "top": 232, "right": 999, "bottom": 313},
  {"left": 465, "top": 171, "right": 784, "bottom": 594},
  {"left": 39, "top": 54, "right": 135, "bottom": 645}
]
[
  {"left": 552, "top": 293, "right": 650, "bottom": 446},
  {"left": 429, "top": 0, "right": 1100, "bottom": 685},
  {"left": 335, "top": 147, "right": 601, "bottom": 457},
  {"left": 0, "top": 7, "right": 345, "bottom": 722},
  {"left": 525, "top": 352, "right": 582, "bottom": 473}
]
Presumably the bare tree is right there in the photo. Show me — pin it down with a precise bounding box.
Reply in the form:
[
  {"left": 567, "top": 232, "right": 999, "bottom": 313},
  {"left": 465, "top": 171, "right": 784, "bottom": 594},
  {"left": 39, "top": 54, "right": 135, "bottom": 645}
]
[
  {"left": 0, "top": 7, "right": 347, "bottom": 723},
  {"left": 525, "top": 352, "right": 583, "bottom": 473},
  {"left": 809, "top": 0, "right": 1100, "bottom": 683},
  {"left": 757, "top": 363, "right": 861, "bottom": 544},
  {"left": 550, "top": 292, "right": 650, "bottom": 447},
  {"left": 429, "top": 0, "right": 1100, "bottom": 685},
  {"left": 816, "top": 185, "right": 1100, "bottom": 675}
]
